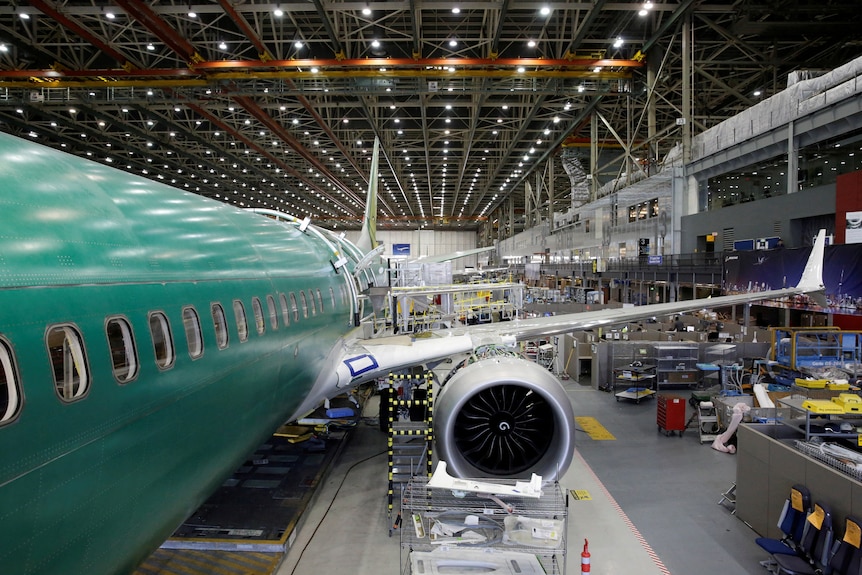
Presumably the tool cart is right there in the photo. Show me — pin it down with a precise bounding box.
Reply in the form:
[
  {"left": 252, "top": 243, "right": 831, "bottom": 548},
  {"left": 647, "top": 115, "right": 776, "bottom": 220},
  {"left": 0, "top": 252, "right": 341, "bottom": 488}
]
[{"left": 657, "top": 394, "right": 687, "bottom": 436}]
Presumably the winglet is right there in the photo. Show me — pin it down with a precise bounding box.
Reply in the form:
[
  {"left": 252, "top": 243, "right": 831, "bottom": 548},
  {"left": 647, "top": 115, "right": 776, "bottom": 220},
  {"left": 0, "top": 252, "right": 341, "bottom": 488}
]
[
  {"left": 796, "top": 229, "right": 826, "bottom": 305},
  {"left": 356, "top": 137, "right": 380, "bottom": 254}
]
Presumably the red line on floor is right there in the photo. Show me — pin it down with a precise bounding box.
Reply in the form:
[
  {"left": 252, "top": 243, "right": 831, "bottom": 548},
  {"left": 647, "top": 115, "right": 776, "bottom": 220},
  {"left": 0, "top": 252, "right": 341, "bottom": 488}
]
[{"left": 574, "top": 450, "right": 673, "bottom": 575}]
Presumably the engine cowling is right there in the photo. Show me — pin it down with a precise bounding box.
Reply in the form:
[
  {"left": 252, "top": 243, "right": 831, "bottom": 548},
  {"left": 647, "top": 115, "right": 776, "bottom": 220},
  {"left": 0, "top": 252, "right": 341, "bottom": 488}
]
[{"left": 434, "top": 355, "right": 575, "bottom": 481}]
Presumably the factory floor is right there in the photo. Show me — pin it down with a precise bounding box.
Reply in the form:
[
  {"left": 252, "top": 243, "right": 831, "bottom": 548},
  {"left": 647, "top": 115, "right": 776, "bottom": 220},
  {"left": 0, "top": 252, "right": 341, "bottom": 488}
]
[{"left": 276, "top": 378, "right": 770, "bottom": 575}]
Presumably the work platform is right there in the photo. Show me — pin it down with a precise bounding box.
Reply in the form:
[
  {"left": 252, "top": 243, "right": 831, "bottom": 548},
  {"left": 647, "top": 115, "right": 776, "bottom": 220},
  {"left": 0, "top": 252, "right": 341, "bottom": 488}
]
[{"left": 134, "top": 403, "right": 357, "bottom": 575}]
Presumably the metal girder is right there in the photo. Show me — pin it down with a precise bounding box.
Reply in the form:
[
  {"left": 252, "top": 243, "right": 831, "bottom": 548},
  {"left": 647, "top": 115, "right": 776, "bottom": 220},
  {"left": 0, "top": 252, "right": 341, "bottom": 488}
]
[{"left": 0, "top": 1, "right": 858, "bottom": 233}]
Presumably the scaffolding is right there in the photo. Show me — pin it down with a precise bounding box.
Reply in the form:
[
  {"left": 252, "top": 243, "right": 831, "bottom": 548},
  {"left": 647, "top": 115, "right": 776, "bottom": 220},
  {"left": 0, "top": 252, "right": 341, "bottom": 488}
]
[{"left": 386, "top": 371, "right": 434, "bottom": 536}]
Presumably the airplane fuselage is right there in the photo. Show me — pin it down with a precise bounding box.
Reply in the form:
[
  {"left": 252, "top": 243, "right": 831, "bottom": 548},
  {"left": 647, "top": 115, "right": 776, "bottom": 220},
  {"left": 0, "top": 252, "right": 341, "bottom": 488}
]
[{"left": 0, "top": 134, "right": 356, "bottom": 574}]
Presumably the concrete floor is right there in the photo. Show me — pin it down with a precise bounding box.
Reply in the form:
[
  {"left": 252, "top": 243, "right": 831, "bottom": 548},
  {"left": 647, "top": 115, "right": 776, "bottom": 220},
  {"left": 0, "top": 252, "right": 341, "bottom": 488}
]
[{"left": 276, "top": 378, "right": 769, "bottom": 575}]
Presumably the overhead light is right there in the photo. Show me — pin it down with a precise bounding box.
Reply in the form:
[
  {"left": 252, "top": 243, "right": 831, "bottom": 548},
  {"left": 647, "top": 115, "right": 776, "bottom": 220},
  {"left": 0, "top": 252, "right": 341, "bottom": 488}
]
[
  {"left": 527, "top": 40, "right": 536, "bottom": 48},
  {"left": 613, "top": 37, "right": 624, "bottom": 48},
  {"left": 188, "top": 10, "right": 197, "bottom": 18},
  {"left": 105, "top": 12, "right": 115, "bottom": 20},
  {"left": 540, "top": 6, "right": 551, "bottom": 16},
  {"left": 146, "top": 43, "right": 155, "bottom": 51},
  {"left": 449, "top": 39, "right": 457, "bottom": 47},
  {"left": 362, "top": 6, "right": 371, "bottom": 16},
  {"left": 274, "top": 7, "right": 284, "bottom": 17},
  {"left": 294, "top": 40, "right": 303, "bottom": 49},
  {"left": 19, "top": 12, "right": 30, "bottom": 20},
  {"left": 452, "top": 7, "right": 461, "bottom": 14}
]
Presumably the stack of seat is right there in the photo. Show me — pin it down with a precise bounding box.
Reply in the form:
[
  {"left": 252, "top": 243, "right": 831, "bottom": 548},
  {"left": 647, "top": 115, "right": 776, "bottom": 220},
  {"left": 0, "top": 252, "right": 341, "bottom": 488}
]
[
  {"left": 756, "top": 484, "right": 812, "bottom": 569},
  {"left": 771, "top": 502, "right": 833, "bottom": 575},
  {"left": 757, "top": 487, "right": 862, "bottom": 575}
]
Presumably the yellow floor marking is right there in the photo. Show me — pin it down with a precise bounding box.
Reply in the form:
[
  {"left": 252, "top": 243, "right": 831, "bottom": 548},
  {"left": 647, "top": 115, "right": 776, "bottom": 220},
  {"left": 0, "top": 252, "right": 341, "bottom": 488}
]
[
  {"left": 135, "top": 549, "right": 282, "bottom": 575},
  {"left": 576, "top": 416, "right": 616, "bottom": 440},
  {"left": 570, "top": 489, "right": 593, "bottom": 501}
]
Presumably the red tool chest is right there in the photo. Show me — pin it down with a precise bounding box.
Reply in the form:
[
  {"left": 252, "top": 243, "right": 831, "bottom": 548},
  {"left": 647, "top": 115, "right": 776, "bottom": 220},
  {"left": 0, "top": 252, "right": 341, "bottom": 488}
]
[{"left": 657, "top": 394, "right": 687, "bottom": 436}]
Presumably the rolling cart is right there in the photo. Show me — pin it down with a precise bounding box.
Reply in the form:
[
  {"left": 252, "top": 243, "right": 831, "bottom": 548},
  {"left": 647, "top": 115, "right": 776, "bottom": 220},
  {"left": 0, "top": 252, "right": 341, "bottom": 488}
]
[{"left": 657, "top": 394, "right": 686, "bottom": 436}]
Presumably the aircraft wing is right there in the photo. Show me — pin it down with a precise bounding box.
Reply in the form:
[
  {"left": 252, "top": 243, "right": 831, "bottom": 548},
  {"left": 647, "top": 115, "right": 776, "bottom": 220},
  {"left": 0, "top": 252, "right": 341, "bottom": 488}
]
[
  {"left": 411, "top": 245, "right": 496, "bottom": 264},
  {"left": 337, "top": 229, "right": 827, "bottom": 386}
]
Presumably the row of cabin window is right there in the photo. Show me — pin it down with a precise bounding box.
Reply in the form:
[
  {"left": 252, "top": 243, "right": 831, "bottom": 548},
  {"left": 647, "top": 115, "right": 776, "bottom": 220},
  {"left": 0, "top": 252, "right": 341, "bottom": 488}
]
[{"left": 0, "top": 286, "right": 345, "bottom": 426}]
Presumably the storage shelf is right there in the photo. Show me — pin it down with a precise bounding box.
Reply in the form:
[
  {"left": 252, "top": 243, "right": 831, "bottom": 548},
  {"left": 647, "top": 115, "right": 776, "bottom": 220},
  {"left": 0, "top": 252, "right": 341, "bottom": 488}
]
[
  {"left": 654, "top": 343, "right": 700, "bottom": 389},
  {"left": 778, "top": 396, "right": 862, "bottom": 442}
]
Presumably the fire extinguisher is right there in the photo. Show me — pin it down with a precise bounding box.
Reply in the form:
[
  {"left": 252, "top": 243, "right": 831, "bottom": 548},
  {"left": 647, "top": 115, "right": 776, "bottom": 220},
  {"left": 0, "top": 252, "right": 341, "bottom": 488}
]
[{"left": 581, "top": 538, "right": 591, "bottom": 574}]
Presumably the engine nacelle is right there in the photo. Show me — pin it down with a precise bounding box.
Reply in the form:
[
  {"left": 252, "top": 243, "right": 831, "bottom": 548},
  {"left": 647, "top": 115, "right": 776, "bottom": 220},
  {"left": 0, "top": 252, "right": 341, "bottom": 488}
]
[{"left": 434, "top": 355, "right": 575, "bottom": 481}]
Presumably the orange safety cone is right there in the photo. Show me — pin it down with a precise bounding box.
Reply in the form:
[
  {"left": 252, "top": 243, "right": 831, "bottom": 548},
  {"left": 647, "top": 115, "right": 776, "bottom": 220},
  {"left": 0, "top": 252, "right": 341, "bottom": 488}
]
[{"left": 581, "top": 538, "right": 591, "bottom": 574}]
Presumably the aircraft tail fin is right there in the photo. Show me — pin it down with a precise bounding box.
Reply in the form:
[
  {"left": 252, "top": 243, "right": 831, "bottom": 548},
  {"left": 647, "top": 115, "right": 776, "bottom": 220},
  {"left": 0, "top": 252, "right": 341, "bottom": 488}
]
[
  {"left": 356, "top": 137, "right": 380, "bottom": 254},
  {"left": 796, "top": 229, "right": 827, "bottom": 305}
]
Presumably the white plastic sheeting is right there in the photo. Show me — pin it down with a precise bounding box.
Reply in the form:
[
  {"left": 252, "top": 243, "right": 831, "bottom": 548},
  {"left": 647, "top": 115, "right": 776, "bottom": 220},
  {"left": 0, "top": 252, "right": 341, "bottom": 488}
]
[{"left": 693, "top": 55, "right": 862, "bottom": 161}]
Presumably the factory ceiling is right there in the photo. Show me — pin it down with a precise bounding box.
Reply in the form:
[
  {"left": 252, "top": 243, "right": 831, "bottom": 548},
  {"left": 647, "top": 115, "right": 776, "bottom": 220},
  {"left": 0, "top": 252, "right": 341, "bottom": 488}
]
[{"left": 0, "top": 1, "right": 860, "bottom": 233}]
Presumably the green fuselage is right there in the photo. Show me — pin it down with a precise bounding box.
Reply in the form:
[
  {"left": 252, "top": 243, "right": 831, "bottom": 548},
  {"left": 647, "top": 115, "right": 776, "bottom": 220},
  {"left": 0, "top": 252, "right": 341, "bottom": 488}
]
[{"left": 0, "top": 132, "right": 358, "bottom": 574}]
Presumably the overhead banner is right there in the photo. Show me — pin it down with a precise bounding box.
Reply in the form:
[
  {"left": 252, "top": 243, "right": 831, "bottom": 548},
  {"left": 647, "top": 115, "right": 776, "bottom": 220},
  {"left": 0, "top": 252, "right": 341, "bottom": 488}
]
[{"left": 723, "top": 244, "right": 862, "bottom": 311}]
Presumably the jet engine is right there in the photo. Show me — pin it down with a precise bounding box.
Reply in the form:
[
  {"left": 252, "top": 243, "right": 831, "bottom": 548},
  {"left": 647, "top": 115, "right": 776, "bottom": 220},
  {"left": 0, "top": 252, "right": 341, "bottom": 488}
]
[{"left": 434, "top": 354, "right": 575, "bottom": 481}]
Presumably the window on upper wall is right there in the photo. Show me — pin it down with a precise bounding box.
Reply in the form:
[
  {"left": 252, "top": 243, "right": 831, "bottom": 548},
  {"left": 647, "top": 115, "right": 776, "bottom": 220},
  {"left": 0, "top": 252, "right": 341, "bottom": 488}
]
[
  {"left": 279, "top": 293, "right": 290, "bottom": 327},
  {"left": 316, "top": 289, "right": 324, "bottom": 313},
  {"left": 106, "top": 316, "right": 138, "bottom": 384},
  {"left": 47, "top": 324, "right": 90, "bottom": 401},
  {"left": 300, "top": 291, "right": 309, "bottom": 318},
  {"left": 290, "top": 292, "right": 299, "bottom": 323},
  {"left": 329, "top": 287, "right": 336, "bottom": 309},
  {"left": 0, "top": 337, "right": 22, "bottom": 425},
  {"left": 233, "top": 300, "right": 249, "bottom": 342},
  {"left": 212, "top": 303, "right": 229, "bottom": 350},
  {"left": 149, "top": 312, "right": 175, "bottom": 370},
  {"left": 252, "top": 297, "right": 265, "bottom": 335},
  {"left": 266, "top": 295, "right": 278, "bottom": 330},
  {"left": 182, "top": 307, "right": 204, "bottom": 360}
]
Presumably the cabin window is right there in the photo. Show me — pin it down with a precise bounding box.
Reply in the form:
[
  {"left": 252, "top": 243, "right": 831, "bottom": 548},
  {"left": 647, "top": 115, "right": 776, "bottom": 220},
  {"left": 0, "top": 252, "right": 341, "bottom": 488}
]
[
  {"left": 233, "top": 300, "right": 249, "bottom": 342},
  {"left": 266, "top": 295, "right": 278, "bottom": 330},
  {"left": 329, "top": 287, "right": 336, "bottom": 309},
  {"left": 309, "top": 289, "right": 317, "bottom": 316},
  {"left": 300, "top": 291, "right": 309, "bottom": 318},
  {"left": 47, "top": 324, "right": 90, "bottom": 401},
  {"left": 0, "top": 337, "right": 22, "bottom": 425},
  {"left": 279, "top": 293, "right": 290, "bottom": 326},
  {"left": 289, "top": 292, "right": 299, "bottom": 323},
  {"left": 106, "top": 316, "right": 138, "bottom": 384},
  {"left": 182, "top": 307, "right": 204, "bottom": 360},
  {"left": 252, "top": 297, "right": 265, "bottom": 335},
  {"left": 212, "top": 303, "right": 229, "bottom": 349},
  {"left": 148, "top": 312, "right": 175, "bottom": 370},
  {"left": 316, "top": 289, "right": 324, "bottom": 313}
]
